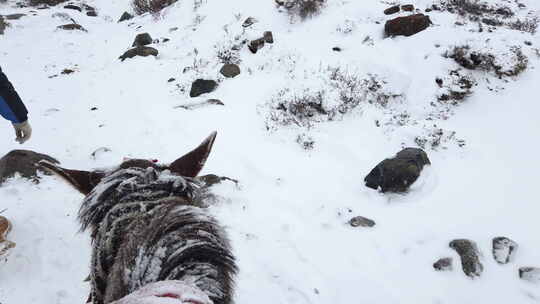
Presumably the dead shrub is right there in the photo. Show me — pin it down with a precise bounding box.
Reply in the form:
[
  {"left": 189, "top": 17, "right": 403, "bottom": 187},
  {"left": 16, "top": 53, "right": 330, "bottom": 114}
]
[
  {"left": 132, "top": 0, "right": 178, "bottom": 15},
  {"left": 279, "top": 0, "right": 326, "bottom": 21}
]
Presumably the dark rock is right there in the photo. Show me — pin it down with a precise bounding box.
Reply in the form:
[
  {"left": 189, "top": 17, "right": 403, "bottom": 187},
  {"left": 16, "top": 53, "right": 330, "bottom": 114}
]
[
  {"left": 207, "top": 99, "right": 224, "bottom": 105},
  {"left": 118, "top": 46, "right": 158, "bottom": 61},
  {"left": 86, "top": 10, "right": 97, "bottom": 17},
  {"left": 0, "top": 150, "right": 59, "bottom": 184},
  {"left": 198, "top": 174, "right": 238, "bottom": 187},
  {"left": 4, "top": 14, "right": 26, "bottom": 20},
  {"left": 433, "top": 257, "right": 453, "bottom": 271},
  {"left": 248, "top": 38, "right": 265, "bottom": 54},
  {"left": 64, "top": 4, "right": 81, "bottom": 11},
  {"left": 118, "top": 11, "right": 133, "bottom": 23},
  {"left": 28, "top": 0, "right": 68, "bottom": 6},
  {"left": 385, "top": 14, "right": 432, "bottom": 37},
  {"left": 492, "top": 237, "right": 518, "bottom": 264},
  {"left": 364, "top": 147, "right": 430, "bottom": 193},
  {"left": 524, "top": 41, "right": 532, "bottom": 46},
  {"left": 263, "top": 31, "right": 274, "bottom": 44},
  {"left": 61, "top": 68, "right": 75, "bottom": 74},
  {"left": 449, "top": 239, "right": 483, "bottom": 278},
  {"left": 90, "top": 107, "right": 98, "bottom": 111},
  {"left": 349, "top": 216, "right": 376, "bottom": 228},
  {"left": 161, "top": 38, "right": 170, "bottom": 43},
  {"left": 242, "top": 17, "right": 257, "bottom": 28},
  {"left": 401, "top": 4, "right": 415, "bottom": 11},
  {"left": 0, "top": 17, "right": 6, "bottom": 35},
  {"left": 132, "top": 32, "right": 152, "bottom": 47},
  {"left": 384, "top": 5, "right": 400, "bottom": 15},
  {"left": 519, "top": 267, "right": 540, "bottom": 283},
  {"left": 57, "top": 23, "right": 87, "bottom": 31},
  {"left": 332, "top": 47, "right": 342, "bottom": 52},
  {"left": 189, "top": 79, "right": 218, "bottom": 97},
  {"left": 167, "top": 78, "right": 176, "bottom": 82},
  {"left": 220, "top": 64, "right": 241, "bottom": 78}
]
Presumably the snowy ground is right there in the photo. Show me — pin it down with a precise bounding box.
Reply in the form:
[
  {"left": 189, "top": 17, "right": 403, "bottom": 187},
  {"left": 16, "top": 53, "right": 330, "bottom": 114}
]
[{"left": 1, "top": 0, "right": 540, "bottom": 303}]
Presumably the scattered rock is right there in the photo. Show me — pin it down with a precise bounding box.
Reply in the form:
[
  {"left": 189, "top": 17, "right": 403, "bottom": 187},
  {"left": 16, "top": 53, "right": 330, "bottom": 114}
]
[
  {"left": 449, "top": 239, "right": 483, "bottom": 278},
  {"left": 263, "top": 31, "right": 274, "bottom": 43},
  {"left": 519, "top": 267, "right": 540, "bottom": 283},
  {"left": 248, "top": 38, "right": 265, "bottom": 54},
  {"left": 0, "top": 150, "right": 59, "bottom": 184},
  {"left": 492, "top": 237, "right": 518, "bottom": 264},
  {"left": 57, "top": 23, "right": 87, "bottom": 32},
  {"left": 220, "top": 64, "right": 241, "bottom": 78},
  {"left": 198, "top": 174, "right": 238, "bottom": 187},
  {"left": 364, "top": 147, "right": 431, "bottom": 193},
  {"left": 61, "top": 68, "right": 75, "bottom": 74},
  {"left": 0, "top": 17, "right": 6, "bottom": 35},
  {"left": 132, "top": 32, "right": 153, "bottom": 47},
  {"left": 433, "top": 257, "right": 453, "bottom": 271},
  {"left": 189, "top": 79, "right": 218, "bottom": 97},
  {"left": 401, "top": 4, "right": 415, "bottom": 11},
  {"left": 118, "top": 46, "right": 158, "bottom": 61},
  {"left": 118, "top": 11, "right": 133, "bottom": 23},
  {"left": 385, "top": 14, "right": 432, "bottom": 37},
  {"left": 242, "top": 16, "right": 257, "bottom": 28},
  {"left": 349, "top": 216, "right": 376, "bottom": 228},
  {"left": 4, "top": 14, "right": 26, "bottom": 20},
  {"left": 174, "top": 99, "right": 224, "bottom": 110},
  {"left": 63, "top": 4, "right": 81, "bottom": 11},
  {"left": 384, "top": 5, "right": 400, "bottom": 15},
  {"left": 332, "top": 47, "right": 342, "bottom": 52},
  {"left": 167, "top": 78, "right": 176, "bottom": 82}
]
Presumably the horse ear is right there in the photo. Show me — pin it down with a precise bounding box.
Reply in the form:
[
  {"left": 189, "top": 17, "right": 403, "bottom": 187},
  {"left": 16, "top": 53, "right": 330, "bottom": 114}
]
[
  {"left": 38, "top": 160, "right": 104, "bottom": 195},
  {"left": 169, "top": 131, "right": 217, "bottom": 178}
]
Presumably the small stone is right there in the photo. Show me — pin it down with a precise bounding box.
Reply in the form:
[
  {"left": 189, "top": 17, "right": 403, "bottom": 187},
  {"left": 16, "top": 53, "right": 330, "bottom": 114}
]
[
  {"left": 401, "top": 4, "right": 415, "bottom": 11},
  {"left": 86, "top": 10, "right": 97, "bottom": 17},
  {"left": 384, "top": 5, "right": 400, "bottom": 15},
  {"left": 132, "top": 33, "right": 153, "bottom": 47},
  {"left": 61, "top": 68, "right": 75, "bottom": 74},
  {"left": 332, "top": 47, "right": 342, "bottom": 52},
  {"left": 449, "top": 239, "right": 483, "bottom": 278},
  {"left": 57, "top": 23, "right": 87, "bottom": 32},
  {"left": 492, "top": 237, "right": 518, "bottom": 264},
  {"left": 433, "top": 257, "right": 453, "bottom": 271},
  {"left": 63, "top": 4, "right": 81, "bottom": 11},
  {"left": 169, "top": 27, "right": 178, "bottom": 32},
  {"left": 189, "top": 79, "right": 218, "bottom": 97},
  {"left": 248, "top": 38, "right": 265, "bottom": 54},
  {"left": 242, "top": 17, "right": 257, "bottom": 28},
  {"left": 435, "top": 77, "right": 443, "bottom": 87},
  {"left": 207, "top": 99, "right": 224, "bottom": 106},
  {"left": 90, "top": 107, "right": 98, "bottom": 111},
  {"left": 167, "top": 78, "right": 176, "bottom": 82},
  {"left": 263, "top": 31, "right": 274, "bottom": 43},
  {"left": 349, "top": 216, "right": 376, "bottom": 228},
  {"left": 4, "top": 14, "right": 25, "bottom": 20},
  {"left": 220, "top": 64, "right": 241, "bottom": 78},
  {"left": 118, "top": 11, "right": 133, "bottom": 23},
  {"left": 118, "top": 46, "right": 158, "bottom": 61},
  {"left": 519, "top": 267, "right": 540, "bottom": 283},
  {"left": 525, "top": 41, "right": 532, "bottom": 46}
]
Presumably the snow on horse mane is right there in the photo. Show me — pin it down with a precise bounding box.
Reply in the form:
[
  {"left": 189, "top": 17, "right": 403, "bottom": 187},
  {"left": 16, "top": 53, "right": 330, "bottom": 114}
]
[{"left": 79, "top": 167, "right": 237, "bottom": 304}]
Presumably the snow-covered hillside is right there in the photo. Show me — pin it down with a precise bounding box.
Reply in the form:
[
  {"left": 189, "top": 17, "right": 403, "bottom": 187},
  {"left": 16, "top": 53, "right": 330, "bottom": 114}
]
[{"left": 1, "top": 0, "right": 540, "bottom": 303}]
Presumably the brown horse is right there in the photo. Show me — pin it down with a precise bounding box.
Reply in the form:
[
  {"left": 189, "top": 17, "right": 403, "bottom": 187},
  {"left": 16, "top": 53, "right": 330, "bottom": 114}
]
[{"left": 40, "top": 132, "right": 237, "bottom": 304}]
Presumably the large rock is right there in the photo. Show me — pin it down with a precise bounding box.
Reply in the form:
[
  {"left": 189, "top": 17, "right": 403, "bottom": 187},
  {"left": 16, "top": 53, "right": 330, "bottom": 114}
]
[
  {"left": 220, "top": 64, "right": 241, "bottom": 78},
  {"left": 0, "top": 150, "right": 59, "bottom": 184},
  {"left": 519, "top": 267, "right": 540, "bottom": 283},
  {"left": 385, "top": 14, "right": 432, "bottom": 37},
  {"left": 364, "top": 147, "right": 430, "bottom": 193},
  {"left": 449, "top": 239, "right": 483, "bottom": 278},
  {"left": 118, "top": 11, "right": 133, "bottom": 22},
  {"left": 492, "top": 237, "right": 518, "bottom": 264},
  {"left": 189, "top": 79, "right": 218, "bottom": 97},
  {"left": 132, "top": 32, "right": 153, "bottom": 47},
  {"left": 118, "top": 46, "right": 158, "bottom": 61}
]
